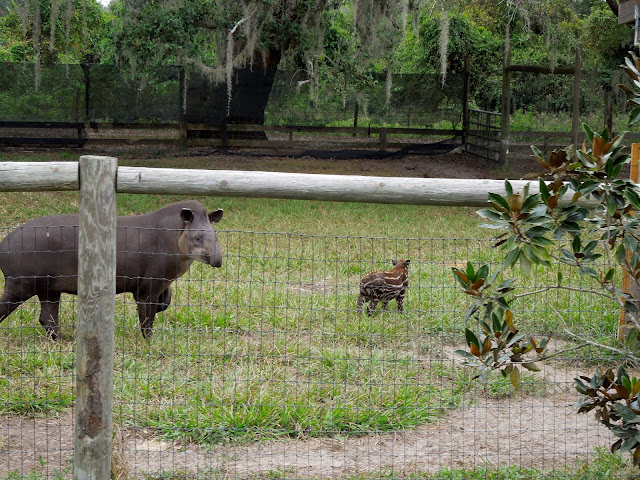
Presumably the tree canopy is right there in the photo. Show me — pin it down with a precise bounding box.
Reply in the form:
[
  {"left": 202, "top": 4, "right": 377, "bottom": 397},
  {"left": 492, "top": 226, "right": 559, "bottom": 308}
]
[
  {"left": 0, "top": 0, "right": 634, "bottom": 123},
  {"left": 4, "top": 0, "right": 630, "bottom": 73}
]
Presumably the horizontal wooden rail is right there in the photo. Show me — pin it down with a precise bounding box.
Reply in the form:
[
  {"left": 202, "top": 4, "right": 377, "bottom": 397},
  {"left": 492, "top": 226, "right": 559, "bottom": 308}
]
[
  {"left": 0, "top": 161, "right": 592, "bottom": 208},
  {"left": 469, "top": 109, "right": 501, "bottom": 117},
  {"left": 505, "top": 64, "right": 576, "bottom": 75},
  {"left": 0, "top": 162, "right": 79, "bottom": 191},
  {"left": 0, "top": 121, "right": 85, "bottom": 129},
  {"left": 187, "top": 123, "right": 460, "bottom": 137}
]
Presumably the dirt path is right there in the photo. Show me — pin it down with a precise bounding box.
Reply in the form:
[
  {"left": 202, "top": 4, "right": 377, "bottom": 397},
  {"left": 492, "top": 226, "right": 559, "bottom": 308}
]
[{"left": 0, "top": 362, "right": 615, "bottom": 479}]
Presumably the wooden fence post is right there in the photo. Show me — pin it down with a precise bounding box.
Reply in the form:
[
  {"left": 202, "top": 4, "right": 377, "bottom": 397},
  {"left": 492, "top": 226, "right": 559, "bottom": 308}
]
[
  {"left": 353, "top": 101, "right": 359, "bottom": 137},
  {"left": 571, "top": 46, "right": 582, "bottom": 147},
  {"left": 500, "top": 25, "right": 511, "bottom": 167},
  {"left": 179, "top": 68, "right": 188, "bottom": 152},
  {"left": 379, "top": 128, "right": 388, "bottom": 151},
  {"left": 619, "top": 144, "right": 640, "bottom": 340},
  {"left": 462, "top": 55, "right": 470, "bottom": 151},
  {"left": 74, "top": 155, "right": 118, "bottom": 480}
]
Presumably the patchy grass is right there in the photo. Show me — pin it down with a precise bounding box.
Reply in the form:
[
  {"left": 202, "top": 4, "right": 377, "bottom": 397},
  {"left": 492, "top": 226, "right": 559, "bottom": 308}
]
[{"left": 0, "top": 152, "right": 623, "bottom": 454}]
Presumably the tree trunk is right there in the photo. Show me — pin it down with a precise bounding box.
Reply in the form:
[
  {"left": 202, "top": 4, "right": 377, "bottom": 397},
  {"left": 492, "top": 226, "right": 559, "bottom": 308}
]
[
  {"left": 604, "top": 88, "right": 614, "bottom": 133},
  {"left": 186, "top": 48, "right": 282, "bottom": 140}
]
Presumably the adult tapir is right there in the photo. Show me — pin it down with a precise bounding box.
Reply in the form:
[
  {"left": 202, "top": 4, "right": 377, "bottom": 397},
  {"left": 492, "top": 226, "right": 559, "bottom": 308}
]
[{"left": 0, "top": 200, "right": 223, "bottom": 340}]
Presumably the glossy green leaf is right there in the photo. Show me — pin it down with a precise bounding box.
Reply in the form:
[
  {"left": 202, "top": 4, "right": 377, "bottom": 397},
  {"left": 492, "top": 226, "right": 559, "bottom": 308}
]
[{"left": 510, "top": 366, "right": 521, "bottom": 390}]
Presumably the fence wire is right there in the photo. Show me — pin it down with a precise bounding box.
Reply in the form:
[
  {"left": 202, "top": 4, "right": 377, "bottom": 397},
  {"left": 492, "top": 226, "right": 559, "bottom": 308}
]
[{"left": 0, "top": 227, "right": 624, "bottom": 479}]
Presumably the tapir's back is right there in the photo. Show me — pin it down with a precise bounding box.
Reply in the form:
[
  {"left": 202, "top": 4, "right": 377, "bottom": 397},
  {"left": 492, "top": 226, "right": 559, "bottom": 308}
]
[{"left": 0, "top": 214, "right": 80, "bottom": 281}]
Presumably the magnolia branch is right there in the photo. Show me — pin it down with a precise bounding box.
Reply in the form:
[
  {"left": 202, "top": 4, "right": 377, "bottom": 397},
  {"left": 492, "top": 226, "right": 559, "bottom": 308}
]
[{"left": 511, "top": 284, "right": 613, "bottom": 300}]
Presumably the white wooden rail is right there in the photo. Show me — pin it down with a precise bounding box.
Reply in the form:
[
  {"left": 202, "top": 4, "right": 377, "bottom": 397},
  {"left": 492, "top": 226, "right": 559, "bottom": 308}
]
[{"left": 0, "top": 161, "right": 580, "bottom": 207}]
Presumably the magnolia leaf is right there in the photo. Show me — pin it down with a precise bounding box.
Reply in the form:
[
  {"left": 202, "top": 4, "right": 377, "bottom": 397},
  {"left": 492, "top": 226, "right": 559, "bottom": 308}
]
[
  {"left": 477, "top": 208, "right": 503, "bottom": 222},
  {"left": 510, "top": 365, "right": 521, "bottom": 390},
  {"left": 504, "top": 247, "right": 520, "bottom": 269},
  {"left": 612, "top": 438, "right": 623, "bottom": 453},
  {"left": 633, "top": 380, "right": 640, "bottom": 399},
  {"left": 452, "top": 268, "right": 470, "bottom": 288},
  {"left": 476, "top": 264, "right": 489, "bottom": 281},
  {"left": 463, "top": 303, "right": 478, "bottom": 322},
  {"left": 505, "top": 180, "right": 514, "bottom": 197},
  {"left": 630, "top": 106, "right": 640, "bottom": 127},
  {"left": 481, "top": 337, "right": 492, "bottom": 355},
  {"left": 619, "top": 83, "right": 635, "bottom": 95},
  {"left": 477, "top": 368, "right": 491, "bottom": 383},
  {"left": 613, "top": 404, "right": 640, "bottom": 424},
  {"left": 519, "top": 251, "right": 531, "bottom": 276},
  {"left": 488, "top": 193, "right": 510, "bottom": 212},
  {"left": 615, "top": 384, "right": 631, "bottom": 400},
  {"left": 454, "top": 349, "right": 480, "bottom": 362},
  {"left": 620, "top": 436, "right": 640, "bottom": 454},
  {"left": 522, "top": 362, "right": 541, "bottom": 372},
  {"left": 505, "top": 310, "right": 516, "bottom": 333},
  {"left": 465, "top": 328, "right": 481, "bottom": 349}
]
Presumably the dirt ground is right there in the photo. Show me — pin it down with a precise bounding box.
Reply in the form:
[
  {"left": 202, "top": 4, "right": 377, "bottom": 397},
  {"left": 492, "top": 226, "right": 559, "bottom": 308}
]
[
  {"left": 0, "top": 146, "right": 615, "bottom": 479},
  {"left": 135, "top": 147, "right": 540, "bottom": 180},
  {"left": 0, "top": 355, "right": 616, "bottom": 479}
]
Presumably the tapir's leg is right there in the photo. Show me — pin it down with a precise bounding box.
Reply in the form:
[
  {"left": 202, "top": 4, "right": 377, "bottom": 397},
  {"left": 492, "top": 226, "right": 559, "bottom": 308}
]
[
  {"left": 356, "top": 293, "right": 365, "bottom": 314},
  {"left": 133, "top": 292, "right": 159, "bottom": 339},
  {"left": 367, "top": 299, "right": 378, "bottom": 316},
  {"left": 139, "top": 301, "right": 158, "bottom": 339},
  {"left": 156, "top": 286, "right": 172, "bottom": 313},
  {"left": 381, "top": 301, "right": 389, "bottom": 312},
  {"left": 396, "top": 295, "right": 404, "bottom": 313},
  {"left": 37, "top": 291, "right": 61, "bottom": 340},
  {"left": 0, "top": 280, "right": 35, "bottom": 325}
]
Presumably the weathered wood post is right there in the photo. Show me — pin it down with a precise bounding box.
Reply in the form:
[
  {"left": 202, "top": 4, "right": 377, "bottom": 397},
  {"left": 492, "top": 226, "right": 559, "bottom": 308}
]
[
  {"left": 379, "top": 128, "right": 388, "bottom": 151},
  {"left": 500, "top": 25, "right": 511, "bottom": 167},
  {"left": 353, "top": 101, "right": 359, "bottom": 137},
  {"left": 462, "top": 55, "right": 470, "bottom": 151},
  {"left": 619, "top": 144, "right": 640, "bottom": 340},
  {"left": 74, "top": 155, "right": 118, "bottom": 480},
  {"left": 179, "top": 68, "right": 188, "bottom": 152},
  {"left": 571, "top": 46, "right": 582, "bottom": 147}
]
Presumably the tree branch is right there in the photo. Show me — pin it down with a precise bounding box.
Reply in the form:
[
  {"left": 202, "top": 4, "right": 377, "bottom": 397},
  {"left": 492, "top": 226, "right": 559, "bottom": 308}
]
[{"left": 511, "top": 285, "right": 614, "bottom": 301}]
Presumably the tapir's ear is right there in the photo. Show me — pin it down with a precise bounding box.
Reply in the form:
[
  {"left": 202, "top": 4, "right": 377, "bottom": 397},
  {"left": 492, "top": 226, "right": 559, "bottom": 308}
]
[
  {"left": 180, "top": 208, "right": 194, "bottom": 223},
  {"left": 392, "top": 259, "right": 398, "bottom": 266},
  {"left": 405, "top": 260, "right": 411, "bottom": 265},
  {"left": 208, "top": 209, "right": 223, "bottom": 223}
]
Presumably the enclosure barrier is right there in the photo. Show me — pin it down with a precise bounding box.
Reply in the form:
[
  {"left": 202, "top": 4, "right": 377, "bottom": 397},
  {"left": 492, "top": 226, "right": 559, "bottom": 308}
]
[
  {"left": 0, "top": 157, "right": 595, "bottom": 480},
  {"left": 0, "top": 161, "right": 585, "bottom": 207}
]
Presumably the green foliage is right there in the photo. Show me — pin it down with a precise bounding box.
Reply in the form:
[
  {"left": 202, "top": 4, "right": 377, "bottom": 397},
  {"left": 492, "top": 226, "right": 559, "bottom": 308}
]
[
  {"left": 1, "top": 0, "right": 110, "bottom": 63},
  {"left": 452, "top": 260, "right": 548, "bottom": 386},
  {"left": 620, "top": 52, "right": 640, "bottom": 128},
  {"left": 395, "top": 11, "right": 503, "bottom": 109},
  {"left": 452, "top": 109, "right": 640, "bottom": 466},
  {"left": 575, "top": 367, "right": 640, "bottom": 466}
]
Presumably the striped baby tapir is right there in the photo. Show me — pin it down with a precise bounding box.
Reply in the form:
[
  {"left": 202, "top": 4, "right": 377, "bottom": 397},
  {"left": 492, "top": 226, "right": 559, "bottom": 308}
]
[{"left": 356, "top": 259, "right": 410, "bottom": 316}]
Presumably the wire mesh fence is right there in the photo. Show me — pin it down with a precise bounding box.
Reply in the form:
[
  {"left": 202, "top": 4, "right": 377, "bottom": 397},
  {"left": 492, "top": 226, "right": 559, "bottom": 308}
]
[
  {"left": 0, "top": 63, "right": 464, "bottom": 129},
  {"left": 0, "top": 224, "right": 623, "bottom": 479}
]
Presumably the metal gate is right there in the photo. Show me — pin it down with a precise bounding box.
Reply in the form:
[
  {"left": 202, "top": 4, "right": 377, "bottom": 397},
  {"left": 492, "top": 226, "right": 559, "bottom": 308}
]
[{"left": 467, "top": 108, "right": 501, "bottom": 161}]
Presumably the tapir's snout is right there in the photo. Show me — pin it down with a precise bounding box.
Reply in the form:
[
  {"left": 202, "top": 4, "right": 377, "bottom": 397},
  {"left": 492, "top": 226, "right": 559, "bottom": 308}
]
[{"left": 209, "top": 253, "right": 223, "bottom": 268}]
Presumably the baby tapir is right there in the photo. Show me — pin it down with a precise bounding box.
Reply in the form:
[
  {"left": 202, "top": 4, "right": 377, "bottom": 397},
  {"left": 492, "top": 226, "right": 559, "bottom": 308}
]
[
  {"left": 356, "top": 259, "right": 410, "bottom": 316},
  {"left": 0, "top": 200, "right": 223, "bottom": 340}
]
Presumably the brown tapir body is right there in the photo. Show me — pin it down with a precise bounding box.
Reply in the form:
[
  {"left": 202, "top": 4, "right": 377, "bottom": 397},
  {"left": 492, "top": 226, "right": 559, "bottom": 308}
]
[{"left": 0, "top": 200, "right": 223, "bottom": 340}]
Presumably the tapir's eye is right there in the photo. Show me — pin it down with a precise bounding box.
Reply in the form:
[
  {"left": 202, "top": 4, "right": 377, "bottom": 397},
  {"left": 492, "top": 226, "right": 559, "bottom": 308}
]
[{"left": 194, "top": 235, "right": 202, "bottom": 243}]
